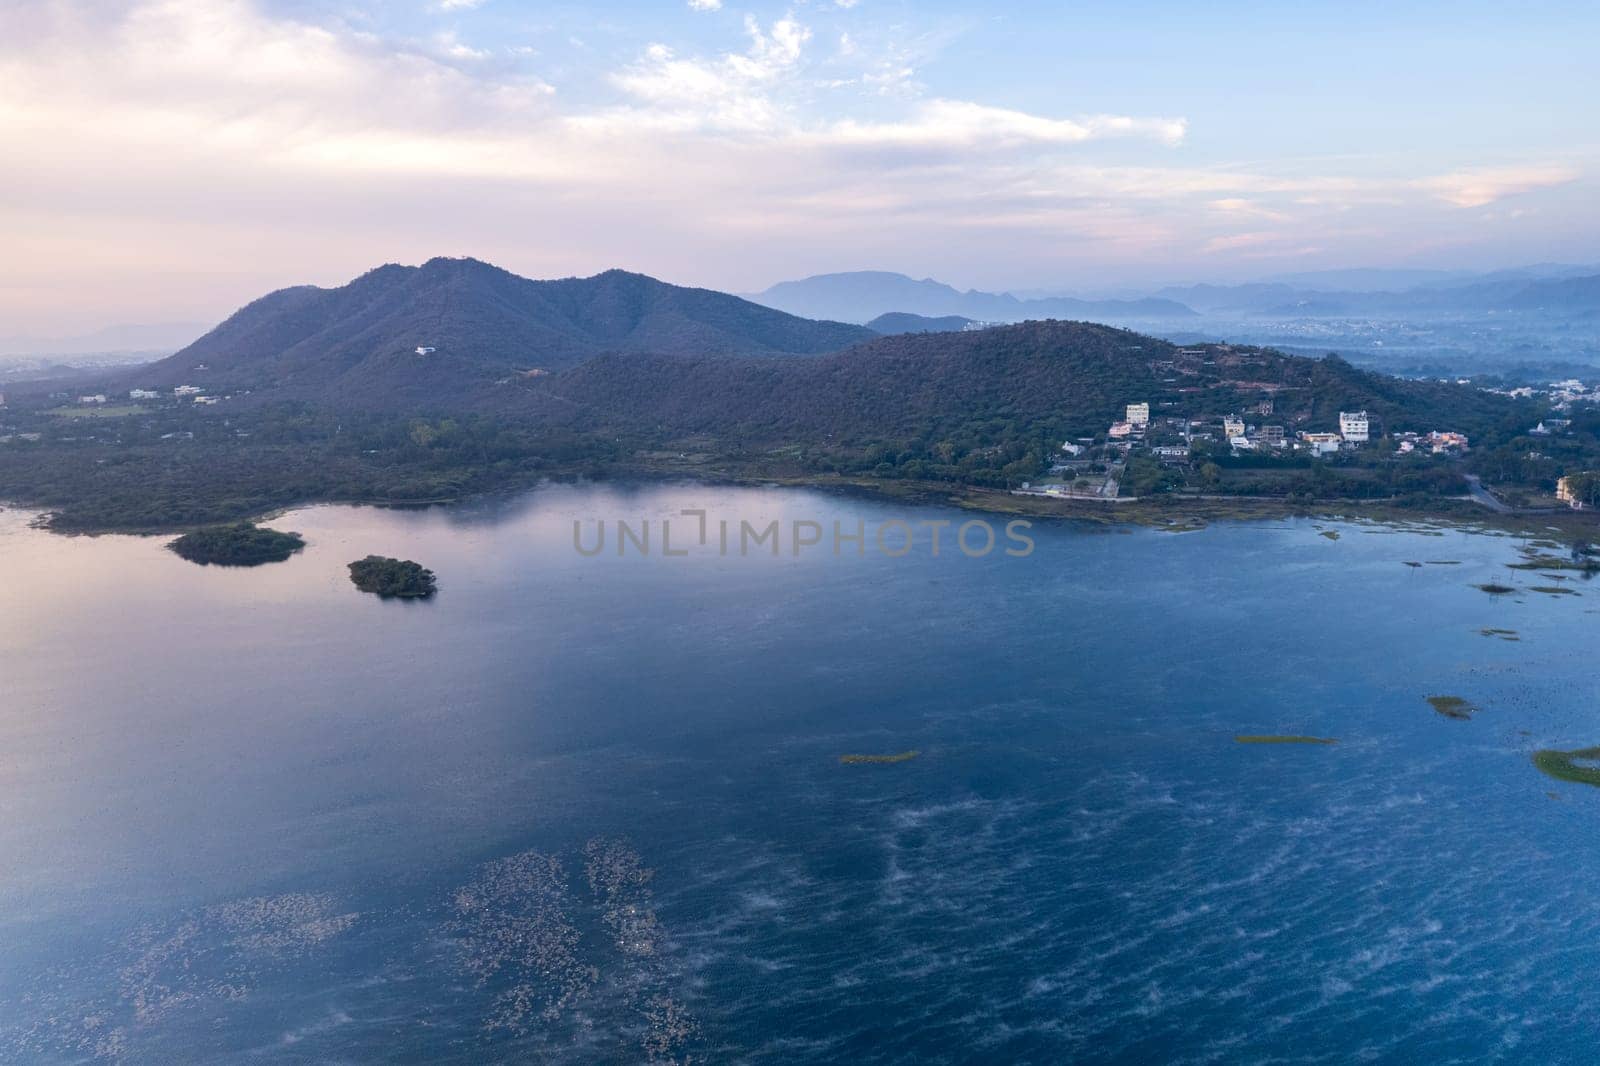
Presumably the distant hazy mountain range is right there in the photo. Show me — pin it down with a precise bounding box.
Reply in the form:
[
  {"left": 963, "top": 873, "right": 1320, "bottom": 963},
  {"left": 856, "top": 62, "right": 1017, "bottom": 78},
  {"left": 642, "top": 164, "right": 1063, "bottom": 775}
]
[
  {"left": 747, "top": 271, "right": 1199, "bottom": 325},
  {"left": 749, "top": 265, "right": 1600, "bottom": 324},
  {"left": 1155, "top": 272, "right": 1600, "bottom": 317}
]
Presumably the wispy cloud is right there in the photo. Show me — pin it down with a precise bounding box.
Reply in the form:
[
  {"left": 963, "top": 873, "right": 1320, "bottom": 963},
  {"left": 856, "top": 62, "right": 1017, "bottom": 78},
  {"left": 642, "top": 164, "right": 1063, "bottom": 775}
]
[
  {"left": 0, "top": 0, "right": 1591, "bottom": 331},
  {"left": 821, "top": 101, "right": 1186, "bottom": 149},
  {"left": 1414, "top": 164, "right": 1578, "bottom": 207}
]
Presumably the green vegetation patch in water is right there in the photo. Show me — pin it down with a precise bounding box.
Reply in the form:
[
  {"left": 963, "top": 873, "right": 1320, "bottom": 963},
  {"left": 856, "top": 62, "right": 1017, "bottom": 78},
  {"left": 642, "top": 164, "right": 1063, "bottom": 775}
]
[
  {"left": 1474, "top": 583, "right": 1516, "bottom": 595},
  {"left": 348, "top": 556, "right": 437, "bottom": 599},
  {"left": 1319, "top": 531, "right": 1340, "bottom": 541},
  {"left": 1529, "top": 586, "right": 1580, "bottom": 596},
  {"left": 169, "top": 522, "right": 305, "bottom": 566},
  {"left": 1234, "top": 735, "right": 1338, "bottom": 745},
  {"left": 1533, "top": 747, "right": 1600, "bottom": 787},
  {"left": 1426, "top": 695, "right": 1479, "bottom": 720},
  {"left": 840, "top": 750, "right": 920, "bottom": 765}
]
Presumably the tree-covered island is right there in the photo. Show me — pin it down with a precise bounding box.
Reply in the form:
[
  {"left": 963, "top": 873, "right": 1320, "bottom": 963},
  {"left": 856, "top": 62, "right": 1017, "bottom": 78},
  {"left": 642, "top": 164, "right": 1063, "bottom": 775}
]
[
  {"left": 348, "top": 556, "right": 437, "bottom": 598},
  {"left": 168, "top": 522, "right": 305, "bottom": 566}
]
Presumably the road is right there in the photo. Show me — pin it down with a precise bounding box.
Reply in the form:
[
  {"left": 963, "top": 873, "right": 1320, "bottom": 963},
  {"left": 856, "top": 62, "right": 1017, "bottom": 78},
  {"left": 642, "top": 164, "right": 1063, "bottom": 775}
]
[{"left": 1462, "top": 475, "right": 1513, "bottom": 514}]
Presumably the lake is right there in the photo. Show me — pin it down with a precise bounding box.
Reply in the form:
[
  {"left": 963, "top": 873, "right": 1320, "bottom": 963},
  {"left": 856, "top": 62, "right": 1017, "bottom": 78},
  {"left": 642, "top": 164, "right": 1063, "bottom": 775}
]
[{"left": 2, "top": 482, "right": 1597, "bottom": 1063}]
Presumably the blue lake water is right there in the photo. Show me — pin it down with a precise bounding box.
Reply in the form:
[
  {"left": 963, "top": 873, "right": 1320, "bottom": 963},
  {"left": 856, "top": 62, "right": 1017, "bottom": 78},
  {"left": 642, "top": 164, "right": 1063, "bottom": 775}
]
[{"left": 1, "top": 483, "right": 1598, "bottom": 1063}]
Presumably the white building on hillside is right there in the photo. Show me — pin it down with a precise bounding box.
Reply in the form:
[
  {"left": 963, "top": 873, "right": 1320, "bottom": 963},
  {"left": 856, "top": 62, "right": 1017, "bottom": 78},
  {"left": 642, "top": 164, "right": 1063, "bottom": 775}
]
[
  {"left": 130, "top": 388, "right": 160, "bottom": 400},
  {"left": 1223, "top": 416, "right": 1246, "bottom": 439},
  {"left": 1126, "top": 402, "right": 1150, "bottom": 426},
  {"left": 1339, "top": 411, "right": 1370, "bottom": 443}
]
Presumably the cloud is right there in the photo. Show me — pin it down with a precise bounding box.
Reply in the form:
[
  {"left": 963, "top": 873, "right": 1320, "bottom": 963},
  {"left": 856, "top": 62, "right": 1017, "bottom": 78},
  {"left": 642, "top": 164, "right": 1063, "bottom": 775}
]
[
  {"left": 1414, "top": 164, "right": 1579, "bottom": 207},
  {"left": 0, "top": 0, "right": 1590, "bottom": 332},
  {"left": 820, "top": 100, "right": 1187, "bottom": 150},
  {"left": 687, "top": 0, "right": 722, "bottom": 10}
]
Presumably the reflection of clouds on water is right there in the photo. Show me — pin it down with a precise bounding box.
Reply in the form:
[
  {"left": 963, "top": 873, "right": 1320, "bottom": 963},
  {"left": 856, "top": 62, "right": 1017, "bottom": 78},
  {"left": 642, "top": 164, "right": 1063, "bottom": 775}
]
[{"left": 3, "top": 893, "right": 358, "bottom": 1062}]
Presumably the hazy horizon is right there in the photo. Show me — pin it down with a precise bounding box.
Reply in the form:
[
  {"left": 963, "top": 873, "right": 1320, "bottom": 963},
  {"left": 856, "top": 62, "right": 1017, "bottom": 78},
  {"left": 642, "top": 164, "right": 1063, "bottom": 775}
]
[
  {"left": 5, "top": 0, "right": 1598, "bottom": 333},
  {"left": 3, "top": 252, "right": 1600, "bottom": 348}
]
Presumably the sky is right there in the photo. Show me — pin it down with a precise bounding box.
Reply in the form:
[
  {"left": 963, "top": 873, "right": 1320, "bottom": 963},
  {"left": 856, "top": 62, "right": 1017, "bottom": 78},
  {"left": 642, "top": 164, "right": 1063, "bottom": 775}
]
[{"left": 2, "top": 0, "right": 1597, "bottom": 334}]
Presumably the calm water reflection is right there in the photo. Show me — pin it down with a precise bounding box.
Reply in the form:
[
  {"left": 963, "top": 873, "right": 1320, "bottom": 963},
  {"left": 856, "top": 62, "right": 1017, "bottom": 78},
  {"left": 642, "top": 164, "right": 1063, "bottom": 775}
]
[{"left": 1, "top": 484, "right": 1597, "bottom": 1062}]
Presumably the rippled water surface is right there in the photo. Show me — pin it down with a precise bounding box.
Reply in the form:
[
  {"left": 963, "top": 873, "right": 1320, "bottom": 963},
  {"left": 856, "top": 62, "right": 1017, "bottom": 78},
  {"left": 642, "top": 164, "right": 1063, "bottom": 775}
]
[{"left": 2, "top": 484, "right": 1597, "bottom": 1063}]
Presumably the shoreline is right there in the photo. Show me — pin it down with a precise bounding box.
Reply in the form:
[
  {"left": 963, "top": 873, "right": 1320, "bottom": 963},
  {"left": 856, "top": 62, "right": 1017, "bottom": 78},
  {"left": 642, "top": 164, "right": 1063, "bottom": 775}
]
[{"left": 4, "top": 464, "right": 1597, "bottom": 539}]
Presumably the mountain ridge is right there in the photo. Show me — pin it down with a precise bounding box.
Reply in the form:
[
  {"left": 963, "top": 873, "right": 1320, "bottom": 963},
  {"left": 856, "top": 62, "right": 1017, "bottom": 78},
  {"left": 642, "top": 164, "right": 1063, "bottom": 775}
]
[{"left": 128, "top": 258, "right": 877, "bottom": 404}]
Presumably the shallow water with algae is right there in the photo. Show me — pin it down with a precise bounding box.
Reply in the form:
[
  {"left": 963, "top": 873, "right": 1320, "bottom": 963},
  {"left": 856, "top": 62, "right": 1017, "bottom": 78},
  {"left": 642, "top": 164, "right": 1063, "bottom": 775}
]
[{"left": 2, "top": 483, "right": 1598, "bottom": 1063}]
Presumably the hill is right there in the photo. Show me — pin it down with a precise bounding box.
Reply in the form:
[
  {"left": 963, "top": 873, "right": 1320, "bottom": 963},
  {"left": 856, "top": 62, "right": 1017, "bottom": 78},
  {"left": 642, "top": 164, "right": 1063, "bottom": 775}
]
[
  {"left": 866, "top": 312, "right": 983, "bottom": 334},
  {"left": 519, "top": 320, "right": 1529, "bottom": 447},
  {"left": 748, "top": 271, "right": 1197, "bottom": 325},
  {"left": 127, "top": 258, "right": 875, "bottom": 405}
]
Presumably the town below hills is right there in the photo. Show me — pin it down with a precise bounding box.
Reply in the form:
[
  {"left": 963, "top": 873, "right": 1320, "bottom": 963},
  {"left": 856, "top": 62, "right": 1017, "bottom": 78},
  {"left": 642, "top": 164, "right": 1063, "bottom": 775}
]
[{"left": 0, "top": 258, "right": 1597, "bottom": 532}]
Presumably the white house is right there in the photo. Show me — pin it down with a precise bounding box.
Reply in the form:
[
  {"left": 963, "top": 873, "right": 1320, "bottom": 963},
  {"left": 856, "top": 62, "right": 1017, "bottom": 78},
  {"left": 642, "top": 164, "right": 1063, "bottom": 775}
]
[
  {"left": 1223, "top": 416, "right": 1246, "bottom": 439},
  {"left": 1339, "top": 411, "right": 1370, "bottom": 443},
  {"left": 1060, "top": 441, "right": 1085, "bottom": 456},
  {"left": 1126, "top": 402, "right": 1150, "bottom": 426},
  {"left": 78, "top": 394, "right": 107, "bottom": 404},
  {"left": 416, "top": 346, "right": 437, "bottom": 356},
  {"left": 130, "top": 388, "right": 160, "bottom": 400},
  {"left": 174, "top": 385, "right": 203, "bottom": 397}
]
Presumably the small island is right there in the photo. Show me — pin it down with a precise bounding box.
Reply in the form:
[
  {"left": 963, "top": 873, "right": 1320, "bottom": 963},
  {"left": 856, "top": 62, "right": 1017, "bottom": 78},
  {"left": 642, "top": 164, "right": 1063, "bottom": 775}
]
[
  {"left": 840, "top": 750, "right": 920, "bottom": 765},
  {"left": 1426, "top": 695, "right": 1478, "bottom": 720},
  {"left": 1532, "top": 746, "right": 1600, "bottom": 787},
  {"left": 168, "top": 522, "right": 305, "bottom": 566},
  {"left": 348, "top": 555, "right": 437, "bottom": 599}
]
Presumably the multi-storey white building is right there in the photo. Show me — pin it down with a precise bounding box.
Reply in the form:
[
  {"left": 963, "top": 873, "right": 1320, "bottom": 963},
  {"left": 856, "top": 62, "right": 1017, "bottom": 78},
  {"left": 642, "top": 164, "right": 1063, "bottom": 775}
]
[
  {"left": 1339, "top": 411, "right": 1370, "bottom": 443},
  {"left": 1223, "top": 416, "right": 1246, "bottom": 439},
  {"left": 1126, "top": 402, "right": 1150, "bottom": 426}
]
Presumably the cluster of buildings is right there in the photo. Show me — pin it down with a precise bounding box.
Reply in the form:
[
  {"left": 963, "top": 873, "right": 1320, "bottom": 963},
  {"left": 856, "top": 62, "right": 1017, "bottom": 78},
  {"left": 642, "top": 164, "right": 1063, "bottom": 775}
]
[
  {"left": 1095, "top": 401, "right": 1472, "bottom": 461},
  {"left": 1490, "top": 378, "right": 1599, "bottom": 409},
  {"left": 1396, "top": 430, "right": 1470, "bottom": 455},
  {"left": 97, "top": 384, "right": 225, "bottom": 406},
  {"left": 1107, "top": 402, "right": 1150, "bottom": 440}
]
